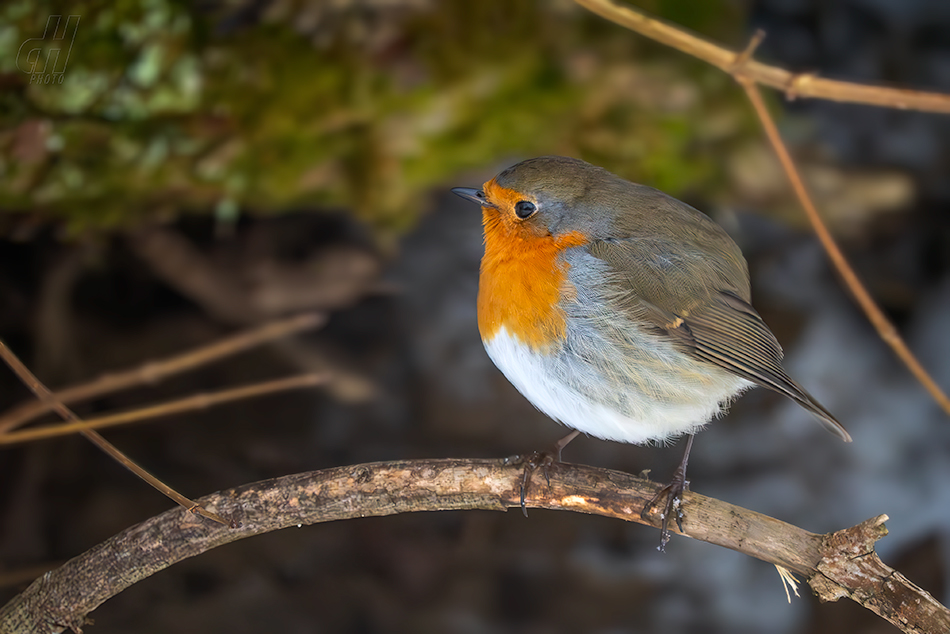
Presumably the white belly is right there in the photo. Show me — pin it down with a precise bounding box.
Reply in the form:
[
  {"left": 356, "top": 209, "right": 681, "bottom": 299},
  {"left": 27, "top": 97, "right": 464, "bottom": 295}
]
[{"left": 483, "top": 326, "right": 751, "bottom": 445}]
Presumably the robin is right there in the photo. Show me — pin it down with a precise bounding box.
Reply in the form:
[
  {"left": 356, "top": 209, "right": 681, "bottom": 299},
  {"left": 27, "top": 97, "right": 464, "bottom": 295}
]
[{"left": 452, "top": 156, "right": 851, "bottom": 550}]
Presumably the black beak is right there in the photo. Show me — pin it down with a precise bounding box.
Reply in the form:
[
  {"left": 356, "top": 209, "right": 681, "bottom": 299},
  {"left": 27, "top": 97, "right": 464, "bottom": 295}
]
[{"left": 451, "top": 187, "right": 488, "bottom": 206}]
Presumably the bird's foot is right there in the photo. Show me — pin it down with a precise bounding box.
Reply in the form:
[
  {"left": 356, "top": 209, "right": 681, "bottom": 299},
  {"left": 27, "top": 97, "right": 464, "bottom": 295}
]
[
  {"left": 504, "top": 450, "right": 559, "bottom": 518},
  {"left": 640, "top": 472, "right": 689, "bottom": 552},
  {"left": 641, "top": 434, "right": 694, "bottom": 552},
  {"left": 505, "top": 430, "right": 580, "bottom": 517}
]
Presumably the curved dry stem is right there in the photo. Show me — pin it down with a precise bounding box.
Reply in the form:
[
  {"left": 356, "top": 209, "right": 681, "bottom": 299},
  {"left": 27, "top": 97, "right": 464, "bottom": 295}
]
[
  {"left": 0, "top": 459, "right": 947, "bottom": 634},
  {"left": 0, "top": 341, "right": 229, "bottom": 526},
  {"left": 0, "top": 373, "right": 328, "bottom": 446},
  {"left": 0, "top": 312, "right": 326, "bottom": 435},
  {"left": 738, "top": 79, "right": 950, "bottom": 415},
  {"left": 574, "top": 0, "right": 950, "bottom": 113}
]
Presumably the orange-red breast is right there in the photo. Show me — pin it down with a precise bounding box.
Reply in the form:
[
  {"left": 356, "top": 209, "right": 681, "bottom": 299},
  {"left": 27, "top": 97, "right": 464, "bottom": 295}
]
[{"left": 453, "top": 156, "right": 851, "bottom": 547}]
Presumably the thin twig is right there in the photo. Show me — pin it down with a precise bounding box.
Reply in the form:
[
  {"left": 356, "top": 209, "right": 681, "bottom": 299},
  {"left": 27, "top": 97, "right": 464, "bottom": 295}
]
[
  {"left": 573, "top": 0, "right": 950, "bottom": 113},
  {"left": 572, "top": 0, "right": 950, "bottom": 417},
  {"left": 0, "top": 374, "right": 327, "bottom": 446},
  {"left": 0, "top": 340, "right": 229, "bottom": 526},
  {"left": 738, "top": 78, "right": 950, "bottom": 416},
  {"left": 0, "top": 460, "right": 946, "bottom": 634},
  {"left": 0, "top": 312, "right": 326, "bottom": 434}
]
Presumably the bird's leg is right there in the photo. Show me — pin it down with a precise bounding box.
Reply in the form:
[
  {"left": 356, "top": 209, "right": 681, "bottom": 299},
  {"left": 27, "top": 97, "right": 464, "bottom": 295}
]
[
  {"left": 553, "top": 429, "right": 581, "bottom": 461},
  {"left": 508, "top": 430, "right": 581, "bottom": 517},
  {"left": 641, "top": 434, "right": 694, "bottom": 552}
]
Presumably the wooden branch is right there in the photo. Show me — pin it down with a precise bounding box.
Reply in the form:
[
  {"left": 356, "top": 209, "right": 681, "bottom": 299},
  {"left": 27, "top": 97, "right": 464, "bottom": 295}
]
[
  {"left": 0, "top": 373, "right": 328, "bottom": 446},
  {"left": 812, "top": 516, "right": 950, "bottom": 633},
  {"left": 1, "top": 459, "right": 947, "bottom": 634},
  {"left": 0, "top": 312, "right": 326, "bottom": 435},
  {"left": 574, "top": 0, "right": 950, "bottom": 113}
]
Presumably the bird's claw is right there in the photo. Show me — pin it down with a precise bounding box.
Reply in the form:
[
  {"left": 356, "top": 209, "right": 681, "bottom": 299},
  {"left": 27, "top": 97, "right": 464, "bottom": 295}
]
[
  {"left": 641, "top": 476, "right": 689, "bottom": 552},
  {"left": 508, "top": 450, "right": 558, "bottom": 517}
]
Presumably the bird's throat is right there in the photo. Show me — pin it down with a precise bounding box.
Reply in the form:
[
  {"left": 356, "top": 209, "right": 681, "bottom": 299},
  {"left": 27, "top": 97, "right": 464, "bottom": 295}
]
[{"left": 478, "top": 213, "right": 586, "bottom": 351}]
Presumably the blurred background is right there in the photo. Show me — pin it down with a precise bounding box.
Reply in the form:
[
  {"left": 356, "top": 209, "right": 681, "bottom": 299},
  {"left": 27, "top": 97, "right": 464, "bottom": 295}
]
[{"left": 1, "top": 0, "right": 949, "bottom": 632}]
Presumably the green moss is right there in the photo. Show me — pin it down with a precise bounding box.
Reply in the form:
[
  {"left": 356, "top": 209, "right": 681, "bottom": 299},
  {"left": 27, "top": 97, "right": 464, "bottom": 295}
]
[{"left": 1, "top": 0, "right": 753, "bottom": 236}]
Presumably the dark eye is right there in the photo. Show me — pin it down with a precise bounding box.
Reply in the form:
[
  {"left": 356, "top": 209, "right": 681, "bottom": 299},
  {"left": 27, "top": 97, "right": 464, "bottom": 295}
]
[{"left": 514, "top": 200, "right": 536, "bottom": 219}]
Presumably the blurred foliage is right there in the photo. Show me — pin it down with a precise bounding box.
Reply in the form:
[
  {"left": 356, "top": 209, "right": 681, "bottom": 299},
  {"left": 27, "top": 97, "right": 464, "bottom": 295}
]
[{"left": 0, "top": 0, "right": 754, "bottom": 237}]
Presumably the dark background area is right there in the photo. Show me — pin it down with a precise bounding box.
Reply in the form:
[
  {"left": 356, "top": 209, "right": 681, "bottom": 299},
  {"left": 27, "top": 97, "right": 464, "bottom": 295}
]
[{"left": 2, "top": 1, "right": 949, "bottom": 632}]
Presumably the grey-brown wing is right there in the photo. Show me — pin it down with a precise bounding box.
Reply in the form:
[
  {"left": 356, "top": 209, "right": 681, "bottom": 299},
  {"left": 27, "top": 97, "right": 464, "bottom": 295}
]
[
  {"left": 588, "top": 238, "right": 851, "bottom": 442},
  {"left": 673, "top": 291, "right": 850, "bottom": 441}
]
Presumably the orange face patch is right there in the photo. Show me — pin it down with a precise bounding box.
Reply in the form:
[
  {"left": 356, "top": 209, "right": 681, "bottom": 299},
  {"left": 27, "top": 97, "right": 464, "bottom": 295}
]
[
  {"left": 483, "top": 178, "right": 536, "bottom": 214},
  {"left": 477, "top": 179, "right": 586, "bottom": 350}
]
